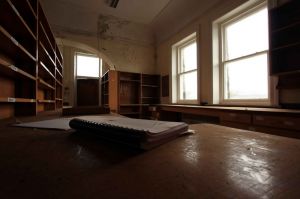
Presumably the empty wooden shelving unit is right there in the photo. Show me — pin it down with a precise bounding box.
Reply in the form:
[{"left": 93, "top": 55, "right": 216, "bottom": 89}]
[
  {"left": 269, "top": 0, "right": 300, "bottom": 108},
  {"left": 0, "top": 0, "right": 63, "bottom": 119},
  {"left": 269, "top": 0, "right": 300, "bottom": 75},
  {"left": 101, "top": 70, "right": 160, "bottom": 119}
]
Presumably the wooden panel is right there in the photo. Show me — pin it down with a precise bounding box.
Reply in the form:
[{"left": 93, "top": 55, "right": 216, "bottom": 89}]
[
  {"left": 37, "top": 89, "right": 45, "bottom": 100},
  {"left": 160, "top": 105, "right": 221, "bottom": 117},
  {"left": 119, "top": 82, "right": 139, "bottom": 104},
  {"left": 220, "top": 112, "right": 252, "bottom": 124},
  {"left": 253, "top": 114, "right": 300, "bottom": 131},
  {"left": 37, "top": 103, "right": 44, "bottom": 112},
  {"left": 77, "top": 79, "right": 99, "bottom": 106},
  {"left": 0, "top": 77, "right": 14, "bottom": 97},
  {"left": 108, "top": 71, "right": 118, "bottom": 112},
  {"left": 0, "top": 104, "right": 14, "bottom": 119},
  {"left": 162, "top": 75, "right": 169, "bottom": 97}
]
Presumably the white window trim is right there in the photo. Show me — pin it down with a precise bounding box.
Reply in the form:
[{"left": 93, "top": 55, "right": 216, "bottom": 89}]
[
  {"left": 172, "top": 32, "right": 198, "bottom": 104},
  {"left": 213, "top": 0, "right": 277, "bottom": 106}
]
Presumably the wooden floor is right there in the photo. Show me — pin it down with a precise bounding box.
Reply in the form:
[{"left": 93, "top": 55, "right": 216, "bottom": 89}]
[{"left": 0, "top": 117, "right": 300, "bottom": 198}]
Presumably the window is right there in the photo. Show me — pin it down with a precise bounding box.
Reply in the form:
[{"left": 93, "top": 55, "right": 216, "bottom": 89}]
[
  {"left": 172, "top": 33, "right": 197, "bottom": 104},
  {"left": 218, "top": 1, "right": 270, "bottom": 104},
  {"left": 76, "top": 53, "right": 100, "bottom": 78}
]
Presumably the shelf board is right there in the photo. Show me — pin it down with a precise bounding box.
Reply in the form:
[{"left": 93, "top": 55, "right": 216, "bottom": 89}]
[
  {"left": 0, "top": 25, "right": 36, "bottom": 62},
  {"left": 271, "top": 42, "right": 300, "bottom": 51},
  {"left": 56, "top": 68, "right": 63, "bottom": 77},
  {"left": 39, "top": 41, "right": 55, "bottom": 67},
  {"left": 142, "top": 84, "right": 159, "bottom": 88},
  {"left": 119, "top": 112, "right": 140, "bottom": 115},
  {"left": 271, "top": 21, "right": 300, "bottom": 33},
  {"left": 39, "top": 22, "right": 55, "bottom": 56},
  {"left": 56, "top": 56, "right": 63, "bottom": 68},
  {"left": 141, "top": 97, "right": 159, "bottom": 99},
  {"left": 120, "top": 79, "right": 140, "bottom": 83},
  {"left": 140, "top": 104, "right": 153, "bottom": 106},
  {"left": 56, "top": 48, "right": 63, "bottom": 61},
  {"left": 55, "top": 98, "right": 63, "bottom": 101},
  {"left": 271, "top": 69, "right": 300, "bottom": 76},
  {"left": 5, "top": 0, "right": 37, "bottom": 40},
  {"left": 37, "top": 99, "right": 55, "bottom": 103},
  {"left": 38, "top": 4, "right": 56, "bottom": 48},
  {"left": 0, "top": 55, "right": 36, "bottom": 81},
  {"left": 38, "top": 78, "right": 55, "bottom": 90},
  {"left": 120, "top": 104, "right": 141, "bottom": 106},
  {"left": 26, "top": 0, "right": 37, "bottom": 19},
  {"left": 0, "top": 97, "right": 36, "bottom": 103},
  {"left": 101, "top": 80, "right": 109, "bottom": 84},
  {"left": 56, "top": 79, "right": 63, "bottom": 86},
  {"left": 39, "top": 61, "right": 55, "bottom": 79}
]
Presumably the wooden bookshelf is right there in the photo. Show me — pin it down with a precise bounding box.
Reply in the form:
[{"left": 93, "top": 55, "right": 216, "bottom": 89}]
[
  {"left": 269, "top": 0, "right": 300, "bottom": 75},
  {"left": 141, "top": 74, "right": 160, "bottom": 104},
  {"left": 101, "top": 70, "right": 160, "bottom": 119},
  {"left": 101, "top": 70, "right": 118, "bottom": 111},
  {"left": 0, "top": 0, "right": 63, "bottom": 119}
]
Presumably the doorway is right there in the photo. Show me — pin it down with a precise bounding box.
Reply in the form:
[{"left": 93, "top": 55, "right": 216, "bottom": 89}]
[{"left": 75, "top": 52, "right": 101, "bottom": 106}]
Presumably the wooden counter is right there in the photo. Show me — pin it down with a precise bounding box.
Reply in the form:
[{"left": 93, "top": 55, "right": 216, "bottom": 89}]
[{"left": 159, "top": 104, "right": 300, "bottom": 138}]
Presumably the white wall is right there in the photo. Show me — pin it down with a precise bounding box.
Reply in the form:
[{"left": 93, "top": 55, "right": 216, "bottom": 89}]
[{"left": 41, "top": 0, "right": 156, "bottom": 74}]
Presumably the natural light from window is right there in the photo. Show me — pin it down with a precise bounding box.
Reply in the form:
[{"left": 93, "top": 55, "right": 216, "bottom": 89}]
[
  {"left": 224, "top": 54, "right": 268, "bottom": 99},
  {"left": 76, "top": 54, "right": 100, "bottom": 78},
  {"left": 223, "top": 6, "right": 269, "bottom": 100},
  {"left": 179, "top": 42, "right": 197, "bottom": 100}
]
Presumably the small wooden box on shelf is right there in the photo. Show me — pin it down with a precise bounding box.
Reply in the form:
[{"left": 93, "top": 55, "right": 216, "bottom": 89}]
[{"left": 0, "top": 0, "right": 63, "bottom": 119}]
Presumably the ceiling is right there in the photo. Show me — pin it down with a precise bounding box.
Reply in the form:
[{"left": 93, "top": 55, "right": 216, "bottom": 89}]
[
  {"left": 40, "top": 0, "right": 220, "bottom": 43},
  {"left": 42, "top": 0, "right": 172, "bottom": 24}
]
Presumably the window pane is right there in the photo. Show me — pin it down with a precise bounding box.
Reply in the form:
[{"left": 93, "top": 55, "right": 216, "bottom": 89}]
[
  {"left": 224, "top": 54, "right": 268, "bottom": 99},
  {"left": 77, "top": 54, "right": 99, "bottom": 77},
  {"left": 179, "top": 71, "right": 197, "bottom": 100},
  {"left": 224, "top": 7, "right": 268, "bottom": 60},
  {"left": 180, "top": 42, "right": 197, "bottom": 72}
]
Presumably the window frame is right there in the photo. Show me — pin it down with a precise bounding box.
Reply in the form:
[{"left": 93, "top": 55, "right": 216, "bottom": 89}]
[
  {"left": 218, "top": 1, "right": 272, "bottom": 106},
  {"left": 75, "top": 52, "right": 101, "bottom": 79},
  {"left": 172, "top": 33, "right": 198, "bottom": 104}
]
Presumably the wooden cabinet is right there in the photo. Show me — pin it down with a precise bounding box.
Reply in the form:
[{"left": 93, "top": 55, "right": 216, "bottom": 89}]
[
  {"left": 159, "top": 105, "right": 300, "bottom": 138},
  {"left": 269, "top": 0, "right": 300, "bottom": 75},
  {"left": 0, "top": 0, "right": 63, "bottom": 119},
  {"left": 253, "top": 114, "right": 300, "bottom": 131},
  {"left": 101, "top": 70, "right": 160, "bottom": 118}
]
